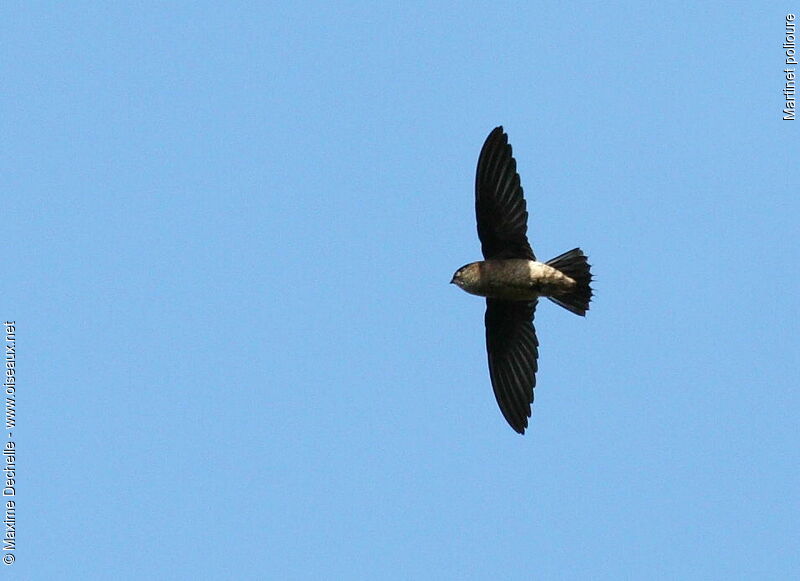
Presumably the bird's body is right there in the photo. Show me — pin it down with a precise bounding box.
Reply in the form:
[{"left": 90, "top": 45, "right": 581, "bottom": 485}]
[
  {"left": 452, "top": 259, "right": 577, "bottom": 301},
  {"left": 451, "top": 126, "right": 593, "bottom": 434}
]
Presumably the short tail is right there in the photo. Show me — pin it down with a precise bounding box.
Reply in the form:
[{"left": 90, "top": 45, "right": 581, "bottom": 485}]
[{"left": 546, "top": 248, "right": 593, "bottom": 316}]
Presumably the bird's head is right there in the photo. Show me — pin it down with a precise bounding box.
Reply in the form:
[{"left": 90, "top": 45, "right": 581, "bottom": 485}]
[{"left": 450, "top": 262, "right": 481, "bottom": 292}]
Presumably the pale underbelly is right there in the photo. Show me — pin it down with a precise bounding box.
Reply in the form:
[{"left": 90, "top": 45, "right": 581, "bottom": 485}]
[{"left": 475, "top": 261, "right": 576, "bottom": 300}]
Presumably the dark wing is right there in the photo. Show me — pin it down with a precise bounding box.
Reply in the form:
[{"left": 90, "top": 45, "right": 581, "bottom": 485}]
[
  {"left": 475, "top": 126, "right": 535, "bottom": 260},
  {"left": 485, "top": 299, "right": 539, "bottom": 434}
]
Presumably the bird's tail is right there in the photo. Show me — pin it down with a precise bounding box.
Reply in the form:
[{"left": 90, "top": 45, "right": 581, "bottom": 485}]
[{"left": 545, "top": 248, "right": 593, "bottom": 316}]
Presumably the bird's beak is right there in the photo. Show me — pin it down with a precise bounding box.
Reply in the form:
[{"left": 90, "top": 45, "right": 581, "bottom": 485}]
[{"left": 449, "top": 276, "right": 456, "bottom": 284}]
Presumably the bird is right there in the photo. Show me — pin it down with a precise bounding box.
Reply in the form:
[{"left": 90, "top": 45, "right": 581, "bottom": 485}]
[{"left": 451, "top": 126, "right": 593, "bottom": 434}]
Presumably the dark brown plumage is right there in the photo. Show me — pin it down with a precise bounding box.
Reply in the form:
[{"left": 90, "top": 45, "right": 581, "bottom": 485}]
[
  {"left": 451, "top": 126, "right": 593, "bottom": 434},
  {"left": 475, "top": 128, "right": 535, "bottom": 261}
]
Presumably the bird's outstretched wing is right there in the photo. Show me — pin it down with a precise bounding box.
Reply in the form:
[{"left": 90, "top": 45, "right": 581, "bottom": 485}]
[
  {"left": 475, "top": 126, "right": 535, "bottom": 260},
  {"left": 485, "top": 299, "right": 539, "bottom": 434}
]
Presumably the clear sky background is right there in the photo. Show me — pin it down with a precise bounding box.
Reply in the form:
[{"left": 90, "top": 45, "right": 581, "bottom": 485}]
[{"left": 3, "top": 2, "right": 798, "bottom": 579}]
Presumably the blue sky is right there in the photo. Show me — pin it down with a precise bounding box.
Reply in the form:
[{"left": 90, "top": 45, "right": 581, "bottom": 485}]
[{"left": 3, "top": 2, "right": 798, "bottom": 579}]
